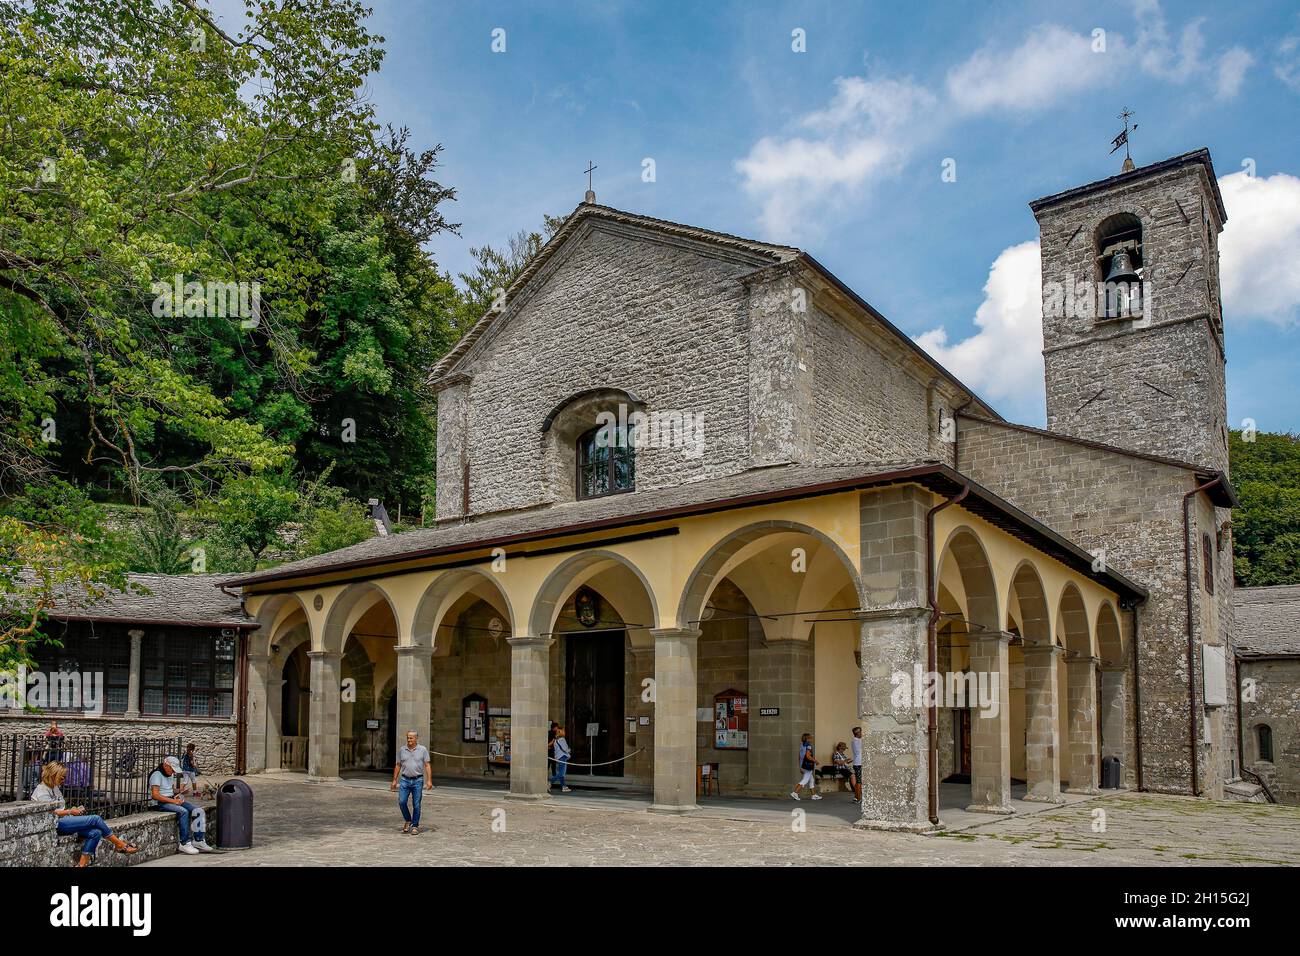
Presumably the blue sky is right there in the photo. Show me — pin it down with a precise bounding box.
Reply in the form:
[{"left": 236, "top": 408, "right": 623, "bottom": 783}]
[{"left": 231, "top": 0, "right": 1300, "bottom": 431}]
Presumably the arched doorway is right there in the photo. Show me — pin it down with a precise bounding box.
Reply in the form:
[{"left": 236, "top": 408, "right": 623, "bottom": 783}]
[{"left": 529, "top": 551, "right": 659, "bottom": 787}]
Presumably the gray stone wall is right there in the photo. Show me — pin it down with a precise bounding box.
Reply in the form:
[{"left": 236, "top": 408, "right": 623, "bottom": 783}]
[
  {"left": 438, "top": 225, "right": 764, "bottom": 519},
  {"left": 809, "top": 300, "right": 935, "bottom": 466},
  {"left": 1035, "top": 161, "right": 1228, "bottom": 472},
  {"left": 0, "top": 799, "right": 211, "bottom": 867},
  {"left": 958, "top": 416, "right": 1231, "bottom": 794},
  {"left": 433, "top": 221, "right": 959, "bottom": 522},
  {"left": 0, "top": 715, "right": 238, "bottom": 774},
  {"left": 1239, "top": 658, "right": 1300, "bottom": 806}
]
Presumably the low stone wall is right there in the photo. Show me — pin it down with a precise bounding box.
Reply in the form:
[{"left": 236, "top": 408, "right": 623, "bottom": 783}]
[
  {"left": 0, "top": 799, "right": 218, "bottom": 867},
  {"left": 0, "top": 714, "right": 238, "bottom": 774}
]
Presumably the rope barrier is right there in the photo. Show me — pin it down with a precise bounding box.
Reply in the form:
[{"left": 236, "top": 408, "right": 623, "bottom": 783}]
[{"left": 424, "top": 748, "right": 646, "bottom": 768}]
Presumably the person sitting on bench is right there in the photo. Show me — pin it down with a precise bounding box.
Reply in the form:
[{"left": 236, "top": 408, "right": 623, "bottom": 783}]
[{"left": 31, "top": 761, "right": 138, "bottom": 867}]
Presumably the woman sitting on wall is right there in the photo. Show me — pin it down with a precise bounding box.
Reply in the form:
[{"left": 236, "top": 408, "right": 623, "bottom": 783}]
[{"left": 30, "top": 761, "right": 139, "bottom": 867}]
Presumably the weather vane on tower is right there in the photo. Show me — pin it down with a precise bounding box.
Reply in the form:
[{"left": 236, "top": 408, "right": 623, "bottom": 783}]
[{"left": 1110, "top": 108, "right": 1139, "bottom": 172}]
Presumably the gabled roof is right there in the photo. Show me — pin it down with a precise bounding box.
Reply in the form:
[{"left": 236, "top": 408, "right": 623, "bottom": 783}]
[
  {"left": 1235, "top": 585, "right": 1300, "bottom": 658},
  {"left": 222, "top": 460, "right": 1147, "bottom": 604},
  {"left": 1029, "top": 147, "right": 1227, "bottom": 224},
  {"left": 427, "top": 201, "right": 1001, "bottom": 419},
  {"left": 428, "top": 202, "right": 798, "bottom": 386},
  {"left": 35, "top": 572, "right": 256, "bottom": 630}
]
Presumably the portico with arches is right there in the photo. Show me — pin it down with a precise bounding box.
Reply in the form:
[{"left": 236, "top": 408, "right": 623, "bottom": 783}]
[{"left": 231, "top": 465, "right": 1141, "bottom": 828}]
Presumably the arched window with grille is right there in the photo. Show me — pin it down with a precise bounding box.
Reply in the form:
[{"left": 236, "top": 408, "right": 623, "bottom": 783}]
[
  {"left": 1257, "top": 724, "right": 1274, "bottom": 763},
  {"left": 577, "top": 421, "right": 636, "bottom": 500}
]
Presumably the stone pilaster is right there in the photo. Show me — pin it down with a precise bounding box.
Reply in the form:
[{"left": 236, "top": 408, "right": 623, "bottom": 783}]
[
  {"left": 307, "top": 650, "right": 342, "bottom": 782},
  {"left": 1022, "top": 643, "right": 1063, "bottom": 803},
  {"left": 395, "top": 644, "right": 434, "bottom": 759},
  {"left": 124, "top": 629, "right": 144, "bottom": 719},
  {"left": 650, "top": 628, "right": 700, "bottom": 813},
  {"left": 966, "top": 632, "right": 1013, "bottom": 813},
  {"left": 745, "top": 637, "right": 814, "bottom": 797},
  {"left": 854, "top": 606, "right": 933, "bottom": 831},
  {"left": 630, "top": 646, "right": 655, "bottom": 785},
  {"left": 507, "top": 636, "right": 552, "bottom": 800},
  {"left": 1066, "top": 657, "right": 1100, "bottom": 793},
  {"left": 244, "top": 653, "right": 271, "bottom": 774},
  {"left": 265, "top": 664, "right": 284, "bottom": 771},
  {"left": 1099, "top": 665, "right": 1127, "bottom": 764}
]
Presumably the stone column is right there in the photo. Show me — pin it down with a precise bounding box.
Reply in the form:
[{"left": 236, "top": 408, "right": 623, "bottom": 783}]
[
  {"left": 855, "top": 606, "right": 933, "bottom": 831},
  {"left": 649, "top": 627, "right": 700, "bottom": 813},
  {"left": 746, "top": 637, "right": 814, "bottom": 797},
  {"left": 1066, "top": 657, "right": 1100, "bottom": 793},
  {"left": 307, "top": 650, "right": 342, "bottom": 782},
  {"left": 1022, "top": 643, "right": 1063, "bottom": 803},
  {"left": 507, "top": 636, "right": 552, "bottom": 800},
  {"left": 124, "top": 629, "right": 144, "bottom": 718},
  {"left": 244, "top": 653, "right": 271, "bottom": 774},
  {"left": 1099, "top": 665, "right": 1127, "bottom": 763},
  {"left": 395, "top": 645, "right": 434, "bottom": 758},
  {"left": 966, "top": 632, "right": 1013, "bottom": 813}
]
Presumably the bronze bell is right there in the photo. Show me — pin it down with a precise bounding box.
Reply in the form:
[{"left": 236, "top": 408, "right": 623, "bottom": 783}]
[{"left": 1105, "top": 248, "right": 1140, "bottom": 284}]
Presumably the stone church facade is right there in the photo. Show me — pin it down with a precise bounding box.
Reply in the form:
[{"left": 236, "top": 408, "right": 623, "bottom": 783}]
[{"left": 217, "top": 148, "right": 1240, "bottom": 828}]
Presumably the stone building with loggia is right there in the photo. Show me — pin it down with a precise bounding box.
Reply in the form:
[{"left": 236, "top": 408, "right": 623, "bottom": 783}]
[
  {"left": 213, "top": 147, "right": 1244, "bottom": 829},
  {"left": 1, "top": 574, "right": 255, "bottom": 774},
  {"left": 17, "top": 148, "right": 1250, "bottom": 829}
]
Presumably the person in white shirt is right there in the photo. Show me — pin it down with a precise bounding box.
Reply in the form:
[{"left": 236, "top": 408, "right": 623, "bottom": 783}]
[
  {"left": 31, "top": 761, "right": 138, "bottom": 867},
  {"left": 549, "top": 725, "right": 572, "bottom": 792},
  {"left": 851, "top": 726, "right": 863, "bottom": 801}
]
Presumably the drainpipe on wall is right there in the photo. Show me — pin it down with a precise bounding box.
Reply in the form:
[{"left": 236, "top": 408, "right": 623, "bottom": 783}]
[
  {"left": 1182, "top": 475, "right": 1223, "bottom": 797},
  {"left": 925, "top": 481, "right": 970, "bottom": 826},
  {"left": 1126, "top": 601, "right": 1145, "bottom": 792},
  {"left": 236, "top": 631, "right": 248, "bottom": 775}
]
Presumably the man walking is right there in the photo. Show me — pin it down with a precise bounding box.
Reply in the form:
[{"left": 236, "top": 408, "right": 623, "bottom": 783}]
[{"left": 390, "top": 730, "right": 433, "bottom": 834}]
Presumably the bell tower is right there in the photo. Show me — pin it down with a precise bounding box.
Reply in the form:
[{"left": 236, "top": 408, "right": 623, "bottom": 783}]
[{"left": 1032, "top": 148, "right": 1229, "bottom": 471}]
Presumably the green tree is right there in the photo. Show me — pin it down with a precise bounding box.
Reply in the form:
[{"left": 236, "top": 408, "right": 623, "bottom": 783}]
[
  {"left": 1229, "top": 429, "right": 1300, "bottom": 586},
  {"left": 0, "top": 0, "right": 393, "bottom": 498},
  {"left": 450, "top": 214, "right": 566, "bottom": 334},
  {"left": 206, "top": 474, "right": 299, "bottom": 572},
  {"left": 128, "top": 483, "right": 194, "bottom": 575}
]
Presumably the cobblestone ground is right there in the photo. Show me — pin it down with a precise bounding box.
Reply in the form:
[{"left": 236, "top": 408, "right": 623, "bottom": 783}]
[{"left": 144, "top": 776, "right": 1300, "bottom": 867}]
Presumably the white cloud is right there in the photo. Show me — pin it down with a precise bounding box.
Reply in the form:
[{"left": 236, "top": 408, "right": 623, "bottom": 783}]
[
  {"left": 1214, "top": 47, "right": 1254, "bottom": 99},
  {"left": 913, "top": 241, "right": 1045, "bottom": 420},
  {"left": 1219, "top": 170, "right": 1300, "bottom": 326},
  {"left": 911, "top": 171, "right": 1300, "bottom": 424},
  {"left": 734, "top": 77, "right": 935, "bottom": 240},
  {"left": 1134, "top": 1, "right": 1205, "bottom": 82},
  {"left": 1275, "top": 35, "right": 1300, "bottom": 93},
  {"left": 946, "top": 25, "right": 1118, "bottom": 114}
]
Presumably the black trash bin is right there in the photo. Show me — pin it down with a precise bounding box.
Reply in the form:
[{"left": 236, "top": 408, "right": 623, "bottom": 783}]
[
  {"left": 1100, "top": 755, "right": 1122, "bottom": 789},
  {"left": 216, "top": 779, "right": 254, "bottom": 849}
]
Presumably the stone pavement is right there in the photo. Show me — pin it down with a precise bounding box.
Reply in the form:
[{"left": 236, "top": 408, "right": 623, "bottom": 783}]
[{"left": 143, "top": 773, "right": 1300, "bottom": 867}]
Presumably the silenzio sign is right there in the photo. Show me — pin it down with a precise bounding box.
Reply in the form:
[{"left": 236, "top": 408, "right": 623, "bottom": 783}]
[
  {"left": 49, "top": 887, "right": 152, "bottom": 936},
  {"left": 0, "top": 666, "right": 104, "bottom": 715}
]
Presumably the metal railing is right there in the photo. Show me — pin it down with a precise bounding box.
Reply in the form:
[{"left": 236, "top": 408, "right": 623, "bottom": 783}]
[
  {"left": 1240, "top": 766, "right": 1277, "bottom": 804},
  {"left": 1, "top": 733, "right": 183, "bottom": 819}
]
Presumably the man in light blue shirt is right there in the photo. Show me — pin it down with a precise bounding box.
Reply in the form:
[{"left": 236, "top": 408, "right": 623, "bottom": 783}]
[{"left": 149, "top": 756, "right": 212, "bottom": 854}]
